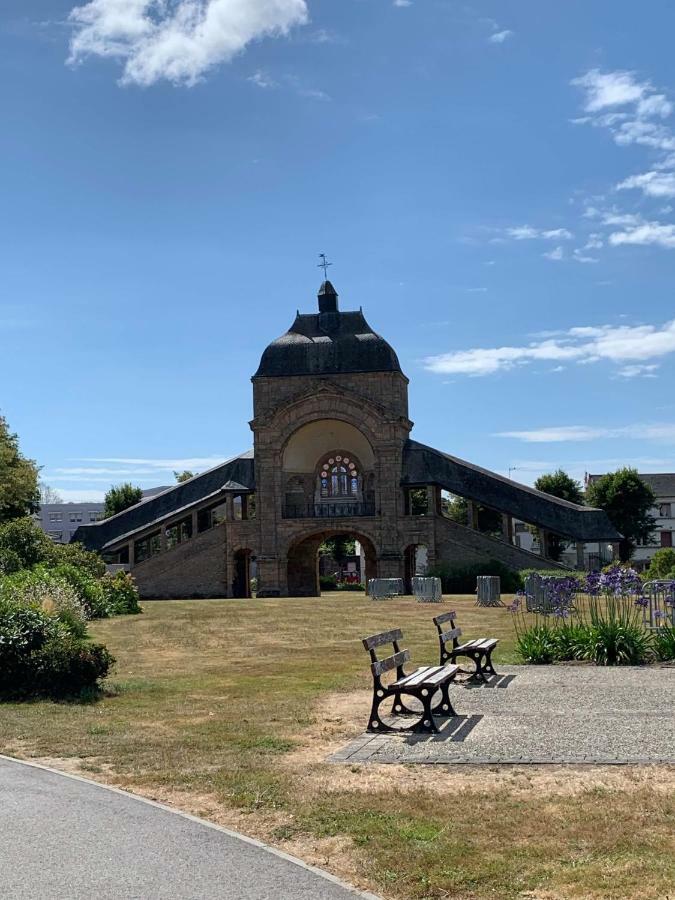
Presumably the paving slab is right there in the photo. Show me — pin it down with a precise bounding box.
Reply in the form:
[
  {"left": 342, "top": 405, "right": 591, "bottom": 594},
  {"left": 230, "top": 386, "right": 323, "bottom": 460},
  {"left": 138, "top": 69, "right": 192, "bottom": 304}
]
[
  {"left": 332, "top": 666, "right": 675, "bottom": 765},
  {"left": 0, "top": 756, "right": 378, "bottom": 899}
]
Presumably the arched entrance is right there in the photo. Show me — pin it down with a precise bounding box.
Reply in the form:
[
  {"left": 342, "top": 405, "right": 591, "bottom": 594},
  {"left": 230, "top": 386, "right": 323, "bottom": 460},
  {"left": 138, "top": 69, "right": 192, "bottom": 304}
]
[
  {"left": 404, "top": 543, "right": 429, "bottom": 593},
  {"left": 232, "top": 549, "right": 253, "bottom": 598},
  {"left": 286, "top": 530, "right": 378, "bottom": 597}
]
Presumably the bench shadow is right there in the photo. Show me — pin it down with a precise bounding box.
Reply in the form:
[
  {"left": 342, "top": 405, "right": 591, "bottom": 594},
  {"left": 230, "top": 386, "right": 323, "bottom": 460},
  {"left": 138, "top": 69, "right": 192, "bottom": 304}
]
[
  {"left": 402, "top": 714, "right": 484, "bottom": 744},
  {"left": 461, "top": 673, "right": 516, "bottom": 690}
]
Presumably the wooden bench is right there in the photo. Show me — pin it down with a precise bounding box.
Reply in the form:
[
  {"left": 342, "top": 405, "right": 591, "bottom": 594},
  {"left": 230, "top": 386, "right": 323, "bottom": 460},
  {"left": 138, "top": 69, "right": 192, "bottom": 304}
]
[
  {"left": 362, "top": 628, "right": 459, "bottom": 734},
  {"left": 432, "top": 612, "right": 499, "bottom": 683}
]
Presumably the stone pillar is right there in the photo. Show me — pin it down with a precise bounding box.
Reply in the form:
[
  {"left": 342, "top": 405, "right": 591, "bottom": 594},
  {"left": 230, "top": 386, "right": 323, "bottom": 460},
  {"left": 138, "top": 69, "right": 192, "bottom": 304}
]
[
  {"left": 426, "top": 485, "right": 438, "bottom": 516},
  {"left": 191, "top": 510, "right": 198, "bottom": 535},
  {"left": 128, "top": 540, "right": 135, "bottom": 567},
  {"left": 501, "top": 513, "right": 513, "bottom": 544},
  {"left": 225, "top": 494, "right": 234, "bottom": 522},
  {"left": 467, "top": 501, "right": 479, "bottom": 530},
  {"left": 540, "top": 528, "right": 549, "bottom": 559},
  {"left": 160, "top": 527, "right": 168, "bottom": 552},
  {"left": 576, "top": 541, "right": 585, "bottom": 570}
]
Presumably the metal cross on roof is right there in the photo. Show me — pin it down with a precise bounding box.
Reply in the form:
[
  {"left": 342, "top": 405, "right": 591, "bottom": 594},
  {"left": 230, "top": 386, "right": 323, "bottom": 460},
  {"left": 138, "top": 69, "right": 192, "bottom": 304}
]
[{"left": 318, "top": 253, "right": 332, "bottom": 279}]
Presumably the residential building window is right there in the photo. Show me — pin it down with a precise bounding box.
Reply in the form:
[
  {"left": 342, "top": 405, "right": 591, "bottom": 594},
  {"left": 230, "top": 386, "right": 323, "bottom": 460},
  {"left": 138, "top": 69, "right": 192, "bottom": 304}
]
[
  {"left": 659, "top": 503, "right": 672, "bottom": 518},
  {"left": 165, "top": 516, "right": 193, "bottom": 550},
  {"left": 48, "top": 512, "right": 62, "bottom": 523},
  {"left": 661, "top": 531, "right": 673, "bottom": 548},
  {"left": 89, "top": 512, "right": 101, "bottom": 522},
  {"left": 69, "top": 512, "right": 83, "bottom": 523}
]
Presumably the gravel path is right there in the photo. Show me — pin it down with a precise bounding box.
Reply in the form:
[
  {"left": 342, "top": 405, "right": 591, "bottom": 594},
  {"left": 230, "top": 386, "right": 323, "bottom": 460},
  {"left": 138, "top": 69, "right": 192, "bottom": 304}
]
[
  {"left": 0, "top": 756, "right": 378, "bottom": 900},
  {"left": 333, "top": 666, "right": 675, "bottom": 765}
]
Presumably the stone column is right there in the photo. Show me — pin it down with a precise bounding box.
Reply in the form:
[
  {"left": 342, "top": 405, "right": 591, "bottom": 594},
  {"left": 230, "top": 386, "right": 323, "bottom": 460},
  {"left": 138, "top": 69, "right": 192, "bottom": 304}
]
[
  {"left": 540, "top": 528, "right": 549, "bottom": 559},
  {"left": 576, "top": 541, "right": 585, "bottom": 570},
  {"left": 128, "top": 540, "right": 135, "bottom": 567},
  {"left": 426, "top": 485, "right": 437, "bottom": 516},
  {"left": 225, "top": 494, "right": 234, "bottom": 522},
  {"left": 191, "top": 510, "right": 198, "bottom": 535},
  {"left": 160, "top": 527, "right": 168, "bottom": 552},
  {"left": 467, "top": 501, "right": 479, "bottom": 530},
  {"left": 501, "top": 513, "right": 513, "bottom": 544}
]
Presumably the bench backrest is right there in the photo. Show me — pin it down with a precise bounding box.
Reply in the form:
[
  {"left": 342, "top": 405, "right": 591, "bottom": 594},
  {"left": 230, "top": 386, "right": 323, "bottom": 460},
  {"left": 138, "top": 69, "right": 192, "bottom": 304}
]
[
  {"left": 432, "top": 611, "right": 462, "bottom": 647},
  {"left": 362, "top": 628, "right": 411, "bottom": 680}
]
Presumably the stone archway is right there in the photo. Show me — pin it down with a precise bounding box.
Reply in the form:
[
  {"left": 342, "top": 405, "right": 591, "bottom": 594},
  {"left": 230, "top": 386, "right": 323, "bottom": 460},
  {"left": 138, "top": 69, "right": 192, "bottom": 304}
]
[
  {"left": 232, "top": 548, "right": 253, "bottom": 598},
  {"left": 286, "top": 529, "right": 378, "bottom": 597}
]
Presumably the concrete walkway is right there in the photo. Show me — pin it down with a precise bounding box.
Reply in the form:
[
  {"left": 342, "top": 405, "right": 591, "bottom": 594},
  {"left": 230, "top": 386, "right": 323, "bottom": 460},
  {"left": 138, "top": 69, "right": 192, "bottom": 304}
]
[
  {"left": 0, "top": 756, "right": 377, "bottom": 900},
  {"left": 333, "top": 665, "right": 675, "bottom": 765}
]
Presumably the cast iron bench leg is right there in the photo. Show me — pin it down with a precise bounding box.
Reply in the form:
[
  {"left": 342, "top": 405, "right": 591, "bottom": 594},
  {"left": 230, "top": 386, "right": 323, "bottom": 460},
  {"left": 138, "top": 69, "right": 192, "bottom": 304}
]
[{"left": 431, "top": 680, "right": 456, "bottom": 717}]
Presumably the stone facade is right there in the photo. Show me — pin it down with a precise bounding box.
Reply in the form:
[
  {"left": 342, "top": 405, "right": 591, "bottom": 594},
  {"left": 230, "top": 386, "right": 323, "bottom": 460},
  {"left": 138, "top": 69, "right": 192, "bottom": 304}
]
[{"left": 74, "top": 280, "right": 621, "bottom": 598}]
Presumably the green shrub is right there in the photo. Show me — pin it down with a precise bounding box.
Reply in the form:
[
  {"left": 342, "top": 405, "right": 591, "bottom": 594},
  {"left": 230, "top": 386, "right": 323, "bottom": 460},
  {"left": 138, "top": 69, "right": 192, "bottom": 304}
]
[
  {"left": 31, "top": 636, "right": 114, "bottom": 698},
  {"left": 0, "top": 517, "right": 53, "bottom": 569},
  {"left": 643, "top": 548, "right": 675, "bottom": 582},
  {"left": 100, "top": 571, "right": 141, "bottom": 615},
  {"left": 48, "top": 542, "right": 106, "bottom": 578},
  {"left": 515, "top": 625, "right": 558, "bottom": 664},
  {"left": 0, "top": 548, "right": 23, "bottom": 575},
  {"left": 49, "top": 563, "right": 111, "bottom": 619},
  {"left": 319, "top": 575, "right": 337, "bottom": 590},
  {"left": 581, "top": 621, "right": 653, "bottom": 666},
  {"left": 519, "top": 569, "right": 585, "bottom": 588},
  {"left": 0, "top": 595, "right": 113, "bottom": 699},
  {"left": 551, "top": 622, "right": 589, "bottom": 661},
  {"left": 0, "top": 569, "right": 88, "bottom": 637},
  {"left": 429, "top": 560, "right": 521, "bottom": 594},
  {"left": 654, "top": 625, "right": 675, "bottom": 661},
  {"left": 334, "top": 581, "right": 365, "bottom": 592}
]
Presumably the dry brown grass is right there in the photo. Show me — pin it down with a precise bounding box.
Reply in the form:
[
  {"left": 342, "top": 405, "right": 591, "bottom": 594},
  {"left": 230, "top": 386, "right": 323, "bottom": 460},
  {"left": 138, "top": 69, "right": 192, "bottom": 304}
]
[{"left": 1, "top": 593, "right": 674, "bottom": 900}]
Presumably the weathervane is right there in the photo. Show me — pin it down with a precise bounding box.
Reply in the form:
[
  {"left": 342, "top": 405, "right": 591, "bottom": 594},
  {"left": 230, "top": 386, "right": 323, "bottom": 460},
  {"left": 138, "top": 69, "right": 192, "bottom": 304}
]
[{"left": 318, "top": 252, "right": 332, "bottom": 280}]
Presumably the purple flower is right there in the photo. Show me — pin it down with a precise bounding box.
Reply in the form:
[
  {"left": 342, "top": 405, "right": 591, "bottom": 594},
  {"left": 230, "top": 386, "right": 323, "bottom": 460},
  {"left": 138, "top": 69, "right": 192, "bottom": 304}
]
[
  {"left": 654, "top": 609, "right": 665, "bottom": 619},
  {"left": 635, "top": 596, "right": 649, "bottom": 608}
]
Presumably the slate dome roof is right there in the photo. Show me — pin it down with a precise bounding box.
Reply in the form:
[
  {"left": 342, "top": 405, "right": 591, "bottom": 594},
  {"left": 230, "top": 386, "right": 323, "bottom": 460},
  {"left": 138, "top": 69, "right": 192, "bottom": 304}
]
[{"left": 253, "top": 281, "right": 402, "bottom": 378}]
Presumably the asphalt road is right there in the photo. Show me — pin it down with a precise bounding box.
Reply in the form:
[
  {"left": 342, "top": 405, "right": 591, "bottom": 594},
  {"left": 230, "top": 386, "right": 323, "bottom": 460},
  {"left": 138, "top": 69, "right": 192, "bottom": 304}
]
[{"left": 0, "top": 756, "right": 377, "bottom": 900}]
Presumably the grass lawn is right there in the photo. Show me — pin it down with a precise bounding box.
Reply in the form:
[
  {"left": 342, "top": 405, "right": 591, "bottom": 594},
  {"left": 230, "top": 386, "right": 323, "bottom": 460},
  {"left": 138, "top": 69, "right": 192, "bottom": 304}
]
[{"left": 1, "top": 592, "right": 674, "bottom": 899}]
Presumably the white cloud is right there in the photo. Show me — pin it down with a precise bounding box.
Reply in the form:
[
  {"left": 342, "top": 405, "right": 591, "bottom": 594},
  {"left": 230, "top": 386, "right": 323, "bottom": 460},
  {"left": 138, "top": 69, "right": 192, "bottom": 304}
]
[
  {"left": 393, "top": 0, "right": 412, "bottom": 6},
  {"left": 608, "top": 219, "right": 675, "bottom": 249},
  {"left": 543, "top": 245, "right": 564, "bottom": 261},
  {"left": 424, "top": 318, "right": 675, "bottom": 377},
  {"left": 248, "top": 69, "right": 277, "bottom": 89},
  {"left": 68, "top": 0, "right": 309, "bottom": 86},
  {"left": 616, "top": 364, "right": 659, "bottom": 378},
  {"left": 506, "top": 225, "right": 573, "bottom": 241},
  {"left": 57, "top": 489, "right": 107, "bottom": 502},
  {"left": 496, "top": 423, "right": 675, "bottom": 443},
  {"left": 489, "top": 29, "right": 513, "bottom": 44},
  {"left": 75, "top": 455, "right": 229, "bottom": 469},
  {"left": 617, "top": 170, "right": 675, "bottom": 198},
  {"left": 572, "top": 69, "right": 648, "bottom": 113}
]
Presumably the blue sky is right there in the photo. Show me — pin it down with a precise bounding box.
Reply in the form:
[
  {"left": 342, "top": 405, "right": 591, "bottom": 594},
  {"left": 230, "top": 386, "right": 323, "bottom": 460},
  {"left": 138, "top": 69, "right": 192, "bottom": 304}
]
[{"left": 2, "top": 0, "right": 675, "bottom": 501}]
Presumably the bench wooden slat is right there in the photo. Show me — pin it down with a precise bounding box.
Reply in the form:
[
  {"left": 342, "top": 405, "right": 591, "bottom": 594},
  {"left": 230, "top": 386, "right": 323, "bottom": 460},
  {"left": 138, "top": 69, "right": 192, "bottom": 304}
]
[
  {"left": 422, "top": 665, "right": 458, "bottom": 685},
  {"left": 440, "top": 626, "right": 462, "bottom": 643},
  {"left": 371, "top": 648, "right": 410, "bottom": 676},
  {"left": 394, "top": 665, "right": 435, "bottom": 688},
  {"left": 457, "top": 639, "right": 482, "bottom": 651},
  {"left": 475, "top": 638, "right": 498, "bottom": 650},
  {"left": 362, "top": 628, "right": 403, "bottom": 651},
  {"left": 433, "top": 612, "right": 456, "bottom": 627}
]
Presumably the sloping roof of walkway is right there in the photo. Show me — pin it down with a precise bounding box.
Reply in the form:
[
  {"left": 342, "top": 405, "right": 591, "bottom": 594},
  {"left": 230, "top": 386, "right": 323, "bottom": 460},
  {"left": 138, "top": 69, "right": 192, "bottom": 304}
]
[
  {"left": 402, "top": 440, "right": 621, "bottom": 541},
  {"left": 73, "top": 451, "right": 255, "bottom": 552}
]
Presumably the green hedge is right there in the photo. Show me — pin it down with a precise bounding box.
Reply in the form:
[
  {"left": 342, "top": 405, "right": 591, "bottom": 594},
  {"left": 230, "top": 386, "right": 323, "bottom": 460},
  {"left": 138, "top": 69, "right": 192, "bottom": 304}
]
[{"left": 428, "top": 560, "right": 522, "bottom": 594}]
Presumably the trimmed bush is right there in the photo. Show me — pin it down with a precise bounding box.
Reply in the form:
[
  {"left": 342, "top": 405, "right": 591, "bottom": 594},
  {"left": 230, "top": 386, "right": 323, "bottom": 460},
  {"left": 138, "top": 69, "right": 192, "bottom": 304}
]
[
  {"left": 429, "top": 560, "right": 521, "bottom": 594},
  {"left": 655, "top": 625, "right": 675, "bottom": 661},
  {"left": 100, "top": 571, "right": 141, "bottom": 615},
  {"left": 0, "top": 517, "right": 53, "bottom": 569},
  {"left": 319, "top": 575, "right": 337, "bottom": 590},
  {"left": 0, "top": 569, "right": 88, "bottom": 637},
  {"left": 0, "top": 595, "right": 113, "bottom": 699},
  {"left": 49, "top": 563, "right": 110, "bottom": 619}
]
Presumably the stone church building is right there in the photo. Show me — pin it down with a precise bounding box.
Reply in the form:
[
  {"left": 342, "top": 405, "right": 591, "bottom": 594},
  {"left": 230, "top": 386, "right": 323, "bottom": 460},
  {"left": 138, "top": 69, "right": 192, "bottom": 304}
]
[{"left": 74, "top": 280, "right": 619, "bottom": 598}]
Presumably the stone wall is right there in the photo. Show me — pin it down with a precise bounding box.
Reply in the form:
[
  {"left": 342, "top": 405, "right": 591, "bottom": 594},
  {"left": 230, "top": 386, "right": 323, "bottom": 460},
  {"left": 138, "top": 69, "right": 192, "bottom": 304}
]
[{"left": 132, "top": 523, "right": 227, "bottom": 599}]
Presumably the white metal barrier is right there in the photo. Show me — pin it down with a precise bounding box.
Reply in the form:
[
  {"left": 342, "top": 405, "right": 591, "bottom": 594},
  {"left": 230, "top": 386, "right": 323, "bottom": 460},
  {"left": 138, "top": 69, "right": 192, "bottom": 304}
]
[
  {"left": 367, "top": 578, "right": 404, "bottom": 601},
  {"left": 412, "top": 576, "right": 443, "bottom": 603},
  {"left": 476, "top": 575, "right": 502, "bottom": 607}
]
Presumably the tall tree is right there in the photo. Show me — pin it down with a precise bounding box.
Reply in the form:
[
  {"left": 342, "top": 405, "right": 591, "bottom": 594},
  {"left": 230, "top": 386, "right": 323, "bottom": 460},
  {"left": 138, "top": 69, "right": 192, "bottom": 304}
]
[
  {"left": 0, "top": 414, "right": 40, "bottom": 524},
  {"left": 443, "top": 495, "right": 502, "bottom": 536},
  {"left": 39, "top": 482, "right": 62, "bottom": 504},
  {"left": 534, "top": 469, "right": 584, "bottom": 561},
  {"left": 586, "top": 468, "right": 656, "bottom": 562},
  {"left": 103, "top": 483, "right": 143, "bottom": 519},
  {"left": 174, "top": 470, "right": 195, "bottom": 483}
]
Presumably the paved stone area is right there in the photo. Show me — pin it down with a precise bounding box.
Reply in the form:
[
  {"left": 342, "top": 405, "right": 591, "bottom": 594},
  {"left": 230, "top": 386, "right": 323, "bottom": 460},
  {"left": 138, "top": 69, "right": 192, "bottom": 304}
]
[
  {"left": 0, "top": 756, "right": 378, "bottom": 899},
  {"left": 332, "top": 666, "right": 675, "bottom": 765}
]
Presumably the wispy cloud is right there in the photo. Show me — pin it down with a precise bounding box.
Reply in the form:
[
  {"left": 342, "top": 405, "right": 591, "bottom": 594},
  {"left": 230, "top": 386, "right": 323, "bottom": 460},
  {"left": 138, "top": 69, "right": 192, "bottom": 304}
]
[
  {"left": 496, "top": 423, "right": 675, "bottom": 443},
  {"left": 68, "top": 0, "right": 308, "bottom": 87},
  {"left": 506, "top": 225, "right": 573, "bottom": 241},
  {"left": 543, "top": 245, "right": 564, "bottom": 261},
  {"left": 489, "top": 29, "right": 513, "bottom": 44},
  {"left": 75, "top": 456, "right": 229, "bottom": 469},
  {"left": 424, "top": 318, "right": 675, "bottom": 377}
]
